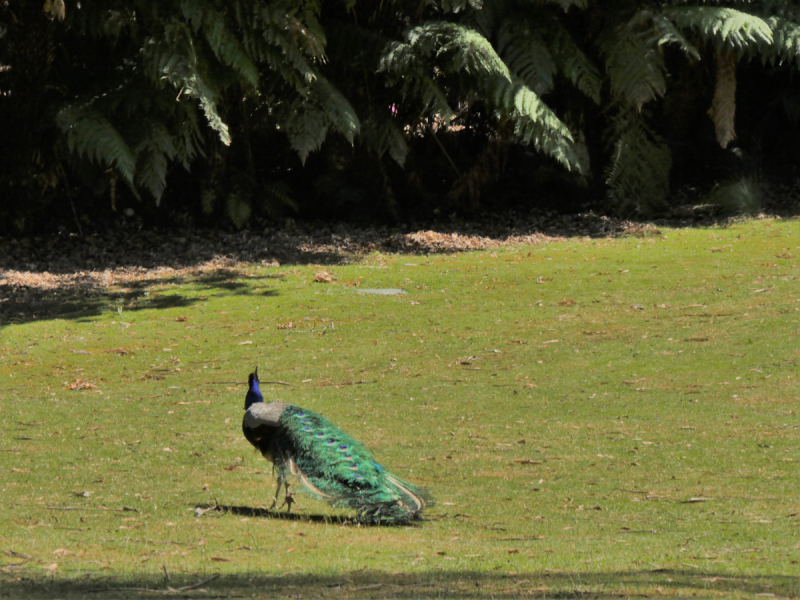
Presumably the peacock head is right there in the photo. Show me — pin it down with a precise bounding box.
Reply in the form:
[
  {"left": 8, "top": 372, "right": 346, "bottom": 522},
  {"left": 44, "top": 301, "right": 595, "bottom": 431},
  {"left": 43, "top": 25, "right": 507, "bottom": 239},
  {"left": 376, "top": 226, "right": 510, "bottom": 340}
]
[{"left": 244, "top": 367, "right": 264, "bottom": 410}]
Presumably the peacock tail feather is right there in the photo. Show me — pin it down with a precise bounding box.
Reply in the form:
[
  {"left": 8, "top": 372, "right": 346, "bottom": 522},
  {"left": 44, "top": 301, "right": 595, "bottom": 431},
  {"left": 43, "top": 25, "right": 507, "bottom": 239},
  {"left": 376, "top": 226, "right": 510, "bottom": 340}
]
[{"left": 275, "top": 405, "right": 430, "bottom": 524}]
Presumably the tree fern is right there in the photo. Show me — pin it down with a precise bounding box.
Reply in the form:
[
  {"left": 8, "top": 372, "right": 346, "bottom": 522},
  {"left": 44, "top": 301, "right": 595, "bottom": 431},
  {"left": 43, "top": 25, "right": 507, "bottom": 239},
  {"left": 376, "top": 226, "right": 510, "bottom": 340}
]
[
  {"left": 665, "top": 6, "right": 773, "bottom": 53},
  {"left": 382, "top": 21, "right": 582, "bottom": 171},
  {"left": 379, "top": 37, "right": 456, "bottom": 121},
  {"left": 145, "top": 19, "right": 231, "bottom": 145},
  {"left": 708, "top": 47, "right": 737, "bottom": 148}
]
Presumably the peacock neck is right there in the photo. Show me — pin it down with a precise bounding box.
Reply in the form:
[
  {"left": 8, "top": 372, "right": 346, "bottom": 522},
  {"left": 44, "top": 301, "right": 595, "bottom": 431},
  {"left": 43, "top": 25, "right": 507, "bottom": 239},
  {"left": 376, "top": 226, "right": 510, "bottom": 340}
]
[{"left": 244, "top": 380, "right": 264, "bottom": 410}]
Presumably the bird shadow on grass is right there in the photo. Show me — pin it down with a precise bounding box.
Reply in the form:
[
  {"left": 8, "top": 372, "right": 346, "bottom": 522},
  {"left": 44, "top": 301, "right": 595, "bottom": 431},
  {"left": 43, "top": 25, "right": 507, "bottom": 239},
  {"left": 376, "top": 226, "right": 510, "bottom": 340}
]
[
  {"left": 208, "top": 503, "right": 366, "bottom": 525},
  {"left": 3, "top": 567, "right": 797, "bottom": 600},
  {"left": 195, "top": 502, "right": 422, "bottom": 527}
]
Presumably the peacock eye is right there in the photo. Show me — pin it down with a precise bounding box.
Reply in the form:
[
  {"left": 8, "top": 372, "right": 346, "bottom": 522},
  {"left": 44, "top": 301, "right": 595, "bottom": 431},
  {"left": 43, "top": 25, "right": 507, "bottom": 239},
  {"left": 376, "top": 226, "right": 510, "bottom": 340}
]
[
  {"left": 344, "top": 455, "right": 353, "bottom": 461},
  {"left": 295, "top": 413, "right": 306, "bottom": 418},
  {"left": 302, "top": 427, "right": 312, "bottom": 432},
  {"left": 316, "top": 433, "right": 325, "bottom": 438},
  {"left": 326, "top": 439, "right": 335, "bottom": 445},
  {"left": 354, "top": 475, "right": 363, "bottom": 480},
  {"left": 338, "top": 445, "right": 348, "bottom": 451},
  {"left": 349, "top": 465, "right": 358, "bottom": 470}
]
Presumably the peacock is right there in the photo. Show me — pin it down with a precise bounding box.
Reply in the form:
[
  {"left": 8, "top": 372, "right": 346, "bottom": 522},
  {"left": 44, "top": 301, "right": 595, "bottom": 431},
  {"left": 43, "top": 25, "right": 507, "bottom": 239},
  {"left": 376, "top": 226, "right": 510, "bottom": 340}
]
[{"left": 241, "top": 368, "right": 430, "bottom": 524}]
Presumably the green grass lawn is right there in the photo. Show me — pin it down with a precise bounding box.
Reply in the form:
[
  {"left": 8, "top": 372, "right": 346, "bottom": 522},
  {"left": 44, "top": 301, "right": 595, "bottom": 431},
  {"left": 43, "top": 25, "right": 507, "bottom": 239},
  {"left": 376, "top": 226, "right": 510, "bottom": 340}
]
[{"left": 1, "top": 218, "right": 799, "bottom": 599}]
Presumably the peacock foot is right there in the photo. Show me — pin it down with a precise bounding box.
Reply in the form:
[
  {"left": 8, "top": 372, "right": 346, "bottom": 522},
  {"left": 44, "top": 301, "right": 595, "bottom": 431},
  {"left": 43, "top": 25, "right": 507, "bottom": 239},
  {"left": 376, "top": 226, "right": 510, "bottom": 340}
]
[{"left": 278, "top": 485, "right": 299, "bottom": 512}]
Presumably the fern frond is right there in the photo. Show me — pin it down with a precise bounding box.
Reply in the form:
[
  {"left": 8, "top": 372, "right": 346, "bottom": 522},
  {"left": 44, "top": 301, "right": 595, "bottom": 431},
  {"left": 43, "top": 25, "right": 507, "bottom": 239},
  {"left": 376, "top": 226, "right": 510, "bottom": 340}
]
[
  {"left": 492, "top": 75, "right": 582, "bottom": 172},
  {"left": 226, "top": 188, "right": 252, "bottom": 229},
  {"left": 134, "top": 121, "right": 178, "bottom": 203},
  {"left": 284, "top": 101, "right": 329, "bottom": 164},
  {"left": 605, "top": 106, "right": 672, "bottom": 217},
  {"left": 549, "top": 20, "right": 602, "bottom": 104},
  {"left": 173, "top": 105, "right": 204, "bottom": 170},
  {"left": 145, "top": 20, "right": 231, "bottom": 145},
  {"left": 469, "top": 0, "right": 508, "bottom": 38},
  {"left": 361, "top": 109, "right": 409, "bottom": 166},
  {"left": 262, "top": 181, "right": 298, "bottom": 214},
  {"left": 541, "top": 0, "right": 587, "bottom": 11},
  {"left": 665, "top": 6, "right": 772, "bottom": 53},
  {"left": 379, "top": 38, "right": 455, "bottom": 121},
  {"left": 233, "top": 3, "right": 323, "bottom": 94},
  {"left": 313, "top": 76, "right": 360, "bottom": 144},
  {"left": 56, "top": 105, "right": 136, "bottom": 185},
  {"left": 764, "top": 15, "right": 800, "bottom": 66},
  {"left": 203, "top": 15, "right": 260, "bottom": 88},
  {"left": 441, "top": 0, "right": 485, "bottom": 13},
  {"left": 602, "top": 22, "right": 666, "bottom": 110},
  {"left": 431, "top": 22, "right": 511, "bottom": 79},
  {"left": 650, "top": 13, "right": 701, "bottom": 60},
  {"left": 497, "top": 20, "right": 556, "bottom": 95}
]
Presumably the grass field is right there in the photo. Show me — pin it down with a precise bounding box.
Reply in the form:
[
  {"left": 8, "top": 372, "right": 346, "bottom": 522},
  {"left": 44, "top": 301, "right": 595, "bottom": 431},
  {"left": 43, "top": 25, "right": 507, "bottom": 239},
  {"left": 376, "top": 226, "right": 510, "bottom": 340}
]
[{"left": 1, "top": 218, "right": 799, "bottom": 599}]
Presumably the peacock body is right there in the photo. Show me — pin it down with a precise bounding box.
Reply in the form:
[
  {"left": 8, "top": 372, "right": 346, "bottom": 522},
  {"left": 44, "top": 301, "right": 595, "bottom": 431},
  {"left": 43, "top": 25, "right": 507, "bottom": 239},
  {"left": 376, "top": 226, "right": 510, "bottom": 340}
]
[{"left": 242, "top": 370, "right": 430, "bottom": 524}]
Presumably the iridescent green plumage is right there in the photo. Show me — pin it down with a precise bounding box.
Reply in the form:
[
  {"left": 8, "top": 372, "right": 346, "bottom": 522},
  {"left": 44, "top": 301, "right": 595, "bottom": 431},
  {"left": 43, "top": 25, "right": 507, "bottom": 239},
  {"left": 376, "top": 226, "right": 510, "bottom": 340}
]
[{"left": 242, "top": 370, "right": 430, "bottom": 523}]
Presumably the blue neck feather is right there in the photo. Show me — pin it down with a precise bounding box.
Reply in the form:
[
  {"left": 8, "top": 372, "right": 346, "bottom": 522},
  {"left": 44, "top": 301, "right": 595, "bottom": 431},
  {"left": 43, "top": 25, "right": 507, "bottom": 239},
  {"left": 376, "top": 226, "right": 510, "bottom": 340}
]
[{"left": 244, "top": 374, "right": 263, "bottom": 410}]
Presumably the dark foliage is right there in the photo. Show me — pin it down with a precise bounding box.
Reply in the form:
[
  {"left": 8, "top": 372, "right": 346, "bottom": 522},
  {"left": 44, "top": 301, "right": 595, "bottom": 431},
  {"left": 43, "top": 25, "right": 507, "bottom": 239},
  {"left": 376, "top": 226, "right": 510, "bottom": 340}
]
[{"left": 1, "top": 0, "right": 799, "bottom": 235}]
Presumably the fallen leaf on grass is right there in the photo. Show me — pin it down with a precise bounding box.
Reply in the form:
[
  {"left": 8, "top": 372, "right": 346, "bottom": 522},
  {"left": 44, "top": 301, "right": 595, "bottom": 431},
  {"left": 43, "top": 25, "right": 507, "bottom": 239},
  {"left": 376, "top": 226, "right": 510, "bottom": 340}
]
[
  {"left": 64, "top": 378, "right": 97, "bottom": 390},
  {"left": 753, "top": 286, "right": 774, "bottom": 293},
  {"left": 682, "top": 497, "right": 715, "bottom": 503},
  {"left": 105, "top": 348, "right": 133, "bottom": 356},
  {"left": 238, "top": 340, "right": 252, "bottom": 345},
  {"left": 351, "top": 584, "right": 382, "bottom": 591},
  {"left": 514, "top": 459, "right": 542, "bottom": 465},
  {"left": 210, "top": 557, "right": 230, "bottom": 562},
  {"left": 314, "top": 271, "right": 334, "bottom": 283},
  {"left": 43, "top": 563, "right": 58, "bottom": 571},
  {"left": 11, "top": 468, "right": 29, "bottom": 473},
  {"left": 276, "top": 322, "right": 295, "bottom": 329}
]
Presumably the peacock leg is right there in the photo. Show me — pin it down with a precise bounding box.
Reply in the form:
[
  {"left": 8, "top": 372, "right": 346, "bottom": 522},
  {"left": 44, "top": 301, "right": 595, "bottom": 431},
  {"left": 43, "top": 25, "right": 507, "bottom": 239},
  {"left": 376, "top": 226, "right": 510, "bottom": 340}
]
[{"left": 268, "top": 474, "right": 285, "bottom": 510}]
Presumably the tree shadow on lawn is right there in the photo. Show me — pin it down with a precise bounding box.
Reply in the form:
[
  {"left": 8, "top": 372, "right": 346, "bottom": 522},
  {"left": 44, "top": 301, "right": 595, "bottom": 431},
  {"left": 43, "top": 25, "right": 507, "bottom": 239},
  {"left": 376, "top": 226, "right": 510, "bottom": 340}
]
[
  {"left": 0, "top": 269, "right": 281, "bottom": 328},
  {"left": 3, "top": 567, "right": 795, "bottom": 599}
]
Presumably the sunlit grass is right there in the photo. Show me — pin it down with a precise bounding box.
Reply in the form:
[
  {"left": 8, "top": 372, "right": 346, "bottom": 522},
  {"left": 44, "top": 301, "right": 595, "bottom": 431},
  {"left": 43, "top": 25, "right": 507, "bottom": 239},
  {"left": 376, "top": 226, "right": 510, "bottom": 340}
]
[{"left": 1, "top": 218, "right": 799, "bottom": 599}]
